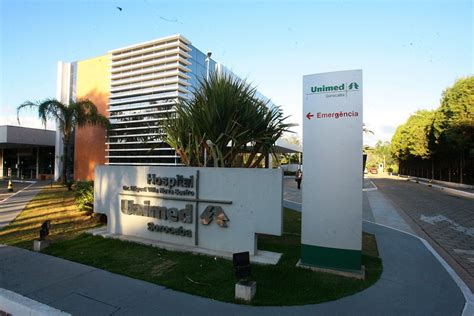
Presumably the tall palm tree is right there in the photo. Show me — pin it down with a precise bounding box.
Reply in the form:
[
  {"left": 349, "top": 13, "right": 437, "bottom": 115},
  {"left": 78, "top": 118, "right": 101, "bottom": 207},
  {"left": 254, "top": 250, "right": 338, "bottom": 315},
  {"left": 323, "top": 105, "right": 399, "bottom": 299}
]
[
  {"left": 17, "top": 98, "right": 109, "bottom": 183},
  {"left": 163, "top": 73, "right": 294, "bottom": 167}
]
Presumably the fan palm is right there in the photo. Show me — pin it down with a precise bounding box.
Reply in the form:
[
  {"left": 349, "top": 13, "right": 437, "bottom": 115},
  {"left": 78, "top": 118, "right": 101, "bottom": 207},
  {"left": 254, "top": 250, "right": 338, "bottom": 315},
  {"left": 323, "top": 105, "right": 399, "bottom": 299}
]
[
  {"left": 17, "top": 98, "right": 109, "bottom": 183},
  {"left": 164, "top": 73, "right": 294, "bottom": 167}
]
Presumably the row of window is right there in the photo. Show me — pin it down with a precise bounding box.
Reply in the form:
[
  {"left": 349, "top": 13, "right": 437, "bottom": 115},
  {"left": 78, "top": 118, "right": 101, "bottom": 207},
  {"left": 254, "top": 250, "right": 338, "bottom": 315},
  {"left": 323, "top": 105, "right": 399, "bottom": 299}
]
[
  {"left": 111, "top": 54, "right": 190, "bottom": 76},
  {"left": 111, "top": 39, "right": 182, "bottom": 59}
]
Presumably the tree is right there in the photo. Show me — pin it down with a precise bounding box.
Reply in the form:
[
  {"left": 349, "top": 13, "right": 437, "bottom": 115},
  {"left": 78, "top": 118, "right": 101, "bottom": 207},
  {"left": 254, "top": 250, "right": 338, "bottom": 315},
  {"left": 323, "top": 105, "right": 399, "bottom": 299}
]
[
  {"left": 391, "top": 110, "right": 435, "bottom": 161},
  {"left": 390, "top": 76, "right": 474, "bottom": 183},
  {"left": 163, "top": 73, "right": 294, "bottom": 167},
  {"left": 432, "top": 77, "right": 474, "bottom": 183},
  {"left": 372, "top": 140, "right": 394, "bottom": 171},
  {"left": 17, "top": 98, "right": 109, "bottom": 184}
]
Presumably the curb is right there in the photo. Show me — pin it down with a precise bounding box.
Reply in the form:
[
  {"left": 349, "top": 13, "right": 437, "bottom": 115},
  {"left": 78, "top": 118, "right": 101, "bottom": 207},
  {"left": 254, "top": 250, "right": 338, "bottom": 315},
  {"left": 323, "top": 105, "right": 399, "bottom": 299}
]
[
  {"left": 363, "top": 221, "right": 474, "bottom": 316},
  {"left": 0, "top": 287, "right": 70, "bottom": 316},
  {"left": 283, "top": 200, "right": 473, "bottom": 315},
  {"left": 406, "top": 178, "right": 474, "bottom": 199}
]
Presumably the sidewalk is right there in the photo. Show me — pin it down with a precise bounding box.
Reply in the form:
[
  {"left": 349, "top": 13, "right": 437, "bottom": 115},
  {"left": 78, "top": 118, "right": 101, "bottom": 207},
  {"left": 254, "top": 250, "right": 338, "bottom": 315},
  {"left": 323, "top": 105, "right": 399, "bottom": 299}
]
[
  {"left": 0, "top": 220, "right": 466, "bottom": 315},
  {"left": 0, "top": 181, "right": 46, "bottom": 229},
  {"left": 0, "top": 179, "right": 470, "bottom": 315}
]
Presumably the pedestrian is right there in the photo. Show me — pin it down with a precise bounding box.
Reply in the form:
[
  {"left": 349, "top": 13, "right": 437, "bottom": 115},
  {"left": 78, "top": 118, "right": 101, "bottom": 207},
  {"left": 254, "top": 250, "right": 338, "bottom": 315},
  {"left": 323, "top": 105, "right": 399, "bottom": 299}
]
[{"left": 295, "top": 169, "right": 302, "bottom": 190}]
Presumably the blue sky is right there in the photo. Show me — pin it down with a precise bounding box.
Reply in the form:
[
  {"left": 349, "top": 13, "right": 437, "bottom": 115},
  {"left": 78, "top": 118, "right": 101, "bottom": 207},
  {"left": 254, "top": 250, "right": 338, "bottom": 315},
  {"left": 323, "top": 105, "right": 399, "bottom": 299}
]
[{"left": 0, "top": 0, "right": 472, "bottom": 145}]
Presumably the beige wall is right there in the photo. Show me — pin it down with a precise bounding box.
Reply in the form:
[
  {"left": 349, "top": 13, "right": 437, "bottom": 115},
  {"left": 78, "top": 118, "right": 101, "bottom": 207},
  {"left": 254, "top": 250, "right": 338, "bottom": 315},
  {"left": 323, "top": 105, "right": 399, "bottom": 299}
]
[{"left": 74, "top": 54, "right": 110, "bottom": 181}]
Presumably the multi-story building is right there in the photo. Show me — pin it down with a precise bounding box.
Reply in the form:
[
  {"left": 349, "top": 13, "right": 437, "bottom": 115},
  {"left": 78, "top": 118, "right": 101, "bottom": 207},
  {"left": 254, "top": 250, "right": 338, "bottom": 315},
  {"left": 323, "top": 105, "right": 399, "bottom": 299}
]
[
  {"left": 56, "top": 34, "right": 299, "bottom": 181},
  {"left": 56, "top": 34, "right": 218, "bottom": 181},
  {"left": 107, "top": 35, "right": 216, "bottom": 167}
]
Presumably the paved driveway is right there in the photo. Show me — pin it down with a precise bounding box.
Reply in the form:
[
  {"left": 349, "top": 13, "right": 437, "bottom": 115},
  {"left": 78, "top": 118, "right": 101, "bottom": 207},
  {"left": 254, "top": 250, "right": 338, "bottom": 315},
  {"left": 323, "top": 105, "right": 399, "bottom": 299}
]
[{"left": 371, "top": 176, "right": 474, "bottom": 292}]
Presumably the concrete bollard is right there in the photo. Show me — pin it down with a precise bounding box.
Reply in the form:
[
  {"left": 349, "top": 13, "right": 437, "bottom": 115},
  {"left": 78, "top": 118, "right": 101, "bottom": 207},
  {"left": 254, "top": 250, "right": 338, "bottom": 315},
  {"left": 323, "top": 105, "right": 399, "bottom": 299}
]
[
  {"left": 235, "top": 280, "right": 256, "bottom": 302},
  {"left": 33, "top": 240, "right": 50, "bottom": 252}
]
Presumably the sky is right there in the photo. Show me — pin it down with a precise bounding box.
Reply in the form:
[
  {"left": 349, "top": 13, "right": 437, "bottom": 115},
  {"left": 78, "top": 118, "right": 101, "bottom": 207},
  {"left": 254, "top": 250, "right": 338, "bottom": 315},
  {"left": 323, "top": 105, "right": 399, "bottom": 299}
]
[{"left": 0, "top": 0, "right": 472, "bottom": 145}]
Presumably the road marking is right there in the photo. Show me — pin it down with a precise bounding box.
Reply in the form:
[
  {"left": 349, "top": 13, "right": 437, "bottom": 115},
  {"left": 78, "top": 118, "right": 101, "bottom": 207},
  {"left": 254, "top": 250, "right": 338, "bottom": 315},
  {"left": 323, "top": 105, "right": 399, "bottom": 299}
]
[
  {"left": 0, "top": 182, "right": 36, "bottom": 204},
  {"left": 453, "top": 250, "right": 474, "bottom": 264},
  {"left": 454, "top": 249, "right": 474, "bottom": 256},
  {"left": 363, "top": 180, "right": 378, "bottom": 191},
  {"left": 420, "top": 214, "right": 474, "bottom": 237}
]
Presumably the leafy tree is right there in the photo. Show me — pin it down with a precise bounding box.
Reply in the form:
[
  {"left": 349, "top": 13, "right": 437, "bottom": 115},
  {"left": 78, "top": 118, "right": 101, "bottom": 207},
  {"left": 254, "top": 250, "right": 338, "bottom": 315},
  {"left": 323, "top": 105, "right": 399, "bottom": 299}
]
[
  {"left": 391, "top": 76, "right": 473, "bottom": 183},
  {"left": 372, "top": 140, "right": 394, "bottom": 171},
  {"left": 391, "top": 110, "right": 435, "bottom": 161},
  {"left": 17, "top": 99, "right": 109, "bottom": 183},
  {"left": 432, "top": 77, "right": 474, "bottom": 182},
  {"left": 163, "top": 73, "right": 294, "bottom": 167}
]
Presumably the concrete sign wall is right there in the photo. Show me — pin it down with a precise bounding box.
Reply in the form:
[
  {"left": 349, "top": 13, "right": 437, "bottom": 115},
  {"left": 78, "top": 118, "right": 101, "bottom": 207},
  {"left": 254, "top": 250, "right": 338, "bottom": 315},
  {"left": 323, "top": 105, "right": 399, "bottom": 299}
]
[
  {"left": 94, "top": 166, "right": 283, "bottom": 256},
  {"left": 301, "top": 70, "right": 363, "bottom": 273}
]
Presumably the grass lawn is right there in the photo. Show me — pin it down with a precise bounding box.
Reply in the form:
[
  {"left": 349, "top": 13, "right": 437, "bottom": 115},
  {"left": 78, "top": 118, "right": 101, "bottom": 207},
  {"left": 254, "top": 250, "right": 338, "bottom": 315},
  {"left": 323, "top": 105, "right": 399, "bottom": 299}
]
[
  {"left": 0, "top": 186, "right": 382, "bottom": 306},
  {"left": 0, "top": 184, "right": 102, "bottom": 249}
]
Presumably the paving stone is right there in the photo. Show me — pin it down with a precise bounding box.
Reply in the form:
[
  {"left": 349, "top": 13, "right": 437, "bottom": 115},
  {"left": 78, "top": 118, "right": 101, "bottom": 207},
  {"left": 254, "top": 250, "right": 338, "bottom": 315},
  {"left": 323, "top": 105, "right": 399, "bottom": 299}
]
[{"left": 372, "top": 177, "right": 474, "bottom": 291}]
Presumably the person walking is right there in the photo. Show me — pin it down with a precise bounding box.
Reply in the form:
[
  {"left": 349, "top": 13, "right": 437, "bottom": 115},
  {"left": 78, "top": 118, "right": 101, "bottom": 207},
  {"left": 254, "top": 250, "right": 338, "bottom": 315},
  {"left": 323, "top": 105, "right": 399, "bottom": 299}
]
[{"left": 295, "top": 169, "right": 302, "bottom": 190}]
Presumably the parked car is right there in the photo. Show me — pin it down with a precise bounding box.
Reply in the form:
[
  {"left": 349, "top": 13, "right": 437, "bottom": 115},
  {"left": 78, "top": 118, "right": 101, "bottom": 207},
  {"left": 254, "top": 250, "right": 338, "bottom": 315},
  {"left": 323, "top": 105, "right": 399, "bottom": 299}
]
[{"left": 368, "top": 168, "right": 378, "bottom": 174}]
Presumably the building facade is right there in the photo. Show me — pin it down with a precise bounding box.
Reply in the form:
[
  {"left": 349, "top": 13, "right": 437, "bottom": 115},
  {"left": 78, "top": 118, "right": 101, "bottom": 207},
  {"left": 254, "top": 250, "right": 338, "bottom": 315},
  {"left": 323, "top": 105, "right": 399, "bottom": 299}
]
[
  {"left": 0, "top": 125, "right": 55, "bottom": 180},
  {"left": 107, "top": 35, "right": 214, "bottom": 166},
  {"left": 56, "top": 34, "right": 220, "bottom": 181}
]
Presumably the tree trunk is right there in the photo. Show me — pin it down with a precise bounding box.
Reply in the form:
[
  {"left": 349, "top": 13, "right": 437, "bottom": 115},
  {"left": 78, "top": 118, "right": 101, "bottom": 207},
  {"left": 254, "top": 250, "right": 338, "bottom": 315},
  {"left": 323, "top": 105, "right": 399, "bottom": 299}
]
[
  {"left": 460, "top": 155, "right": 464, "bottom": 184},
  {"left": 448, "top": 165, "right": 451, "bottom": 182},
  {"left": 245, "top": 144, "right": 262, "bottom": 168},
  {"left": 251, "top": 153, "right": 266, "bottom": 168}
]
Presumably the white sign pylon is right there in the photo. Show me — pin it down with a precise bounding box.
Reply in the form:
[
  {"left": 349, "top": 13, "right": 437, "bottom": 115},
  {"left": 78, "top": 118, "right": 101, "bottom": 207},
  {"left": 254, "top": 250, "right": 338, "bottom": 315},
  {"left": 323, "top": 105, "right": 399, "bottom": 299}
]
[{"left": 300, "top": 70, "right": 363, "bottom": 274}]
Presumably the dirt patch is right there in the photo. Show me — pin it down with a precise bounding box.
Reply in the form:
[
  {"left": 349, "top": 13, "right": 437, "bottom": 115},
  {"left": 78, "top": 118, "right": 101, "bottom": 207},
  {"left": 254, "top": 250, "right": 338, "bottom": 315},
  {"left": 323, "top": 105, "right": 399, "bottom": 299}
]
[{"left": 150, "top": 260, "right": 177, "bottom": 277}]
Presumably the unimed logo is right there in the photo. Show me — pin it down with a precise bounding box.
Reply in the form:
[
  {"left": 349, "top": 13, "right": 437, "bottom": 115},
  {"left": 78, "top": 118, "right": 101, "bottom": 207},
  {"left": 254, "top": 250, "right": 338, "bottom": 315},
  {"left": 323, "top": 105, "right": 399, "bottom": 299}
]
[
  {"left": 348, "top": 82, "right": 359, "bottom": 90},
  {"left": 310, "top": 82, "right": 359, "bottom": 94}
]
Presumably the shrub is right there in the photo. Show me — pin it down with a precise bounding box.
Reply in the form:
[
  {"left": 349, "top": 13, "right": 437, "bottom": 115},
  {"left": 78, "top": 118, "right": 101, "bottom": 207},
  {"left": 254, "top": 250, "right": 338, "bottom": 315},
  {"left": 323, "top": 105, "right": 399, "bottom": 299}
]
[{"left": 75, "top": 181, "right": 94, "bottom": 214}]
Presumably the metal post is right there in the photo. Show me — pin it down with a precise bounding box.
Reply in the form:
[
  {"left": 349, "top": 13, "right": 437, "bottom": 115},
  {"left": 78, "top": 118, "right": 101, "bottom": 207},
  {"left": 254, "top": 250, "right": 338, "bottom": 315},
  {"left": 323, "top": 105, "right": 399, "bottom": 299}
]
[
  {"left": 194, "top": 170, "right": 199, "bottom": 246},
  {"left": 0, "top": 148, "right": 3, "bottom": 178},
  {"left": 205, "top": 52, "right": 212, "bottom": 81},
  {"left": 204, "top": 52, "right": 212, "bottom": 166},
  {"left": 36, "top": 147, "right": 40, "bottom": 179},
  {"left": 16, "top": 152, "right": 20, "bottom": 178}
]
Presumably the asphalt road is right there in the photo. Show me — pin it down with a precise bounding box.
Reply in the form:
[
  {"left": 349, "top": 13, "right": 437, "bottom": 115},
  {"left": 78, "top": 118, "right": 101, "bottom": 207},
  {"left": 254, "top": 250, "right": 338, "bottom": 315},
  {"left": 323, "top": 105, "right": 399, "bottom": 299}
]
[{"left": 371, "top": 176, "right": 474, "bottom": 292}]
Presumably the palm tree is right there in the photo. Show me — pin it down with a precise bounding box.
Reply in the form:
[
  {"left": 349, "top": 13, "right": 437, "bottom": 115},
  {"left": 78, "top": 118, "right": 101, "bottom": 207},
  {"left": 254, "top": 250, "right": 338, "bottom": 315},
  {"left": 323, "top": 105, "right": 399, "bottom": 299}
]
[
  {"left": 163, "top": 73, "right": 294, "bottom": 167},
  {"left": 17, "top": 98, "right": 109, "bottom": 184}
]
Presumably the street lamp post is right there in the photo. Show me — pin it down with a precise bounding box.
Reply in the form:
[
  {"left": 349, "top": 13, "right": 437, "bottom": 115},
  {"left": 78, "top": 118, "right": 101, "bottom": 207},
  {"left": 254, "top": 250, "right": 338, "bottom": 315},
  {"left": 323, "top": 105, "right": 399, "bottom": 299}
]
[
  {"left": 204, "top": 51, "right": 212, "bottom": 166},
  {"left": 205, "top": 51, "right": 212, "bottom": 81}
]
